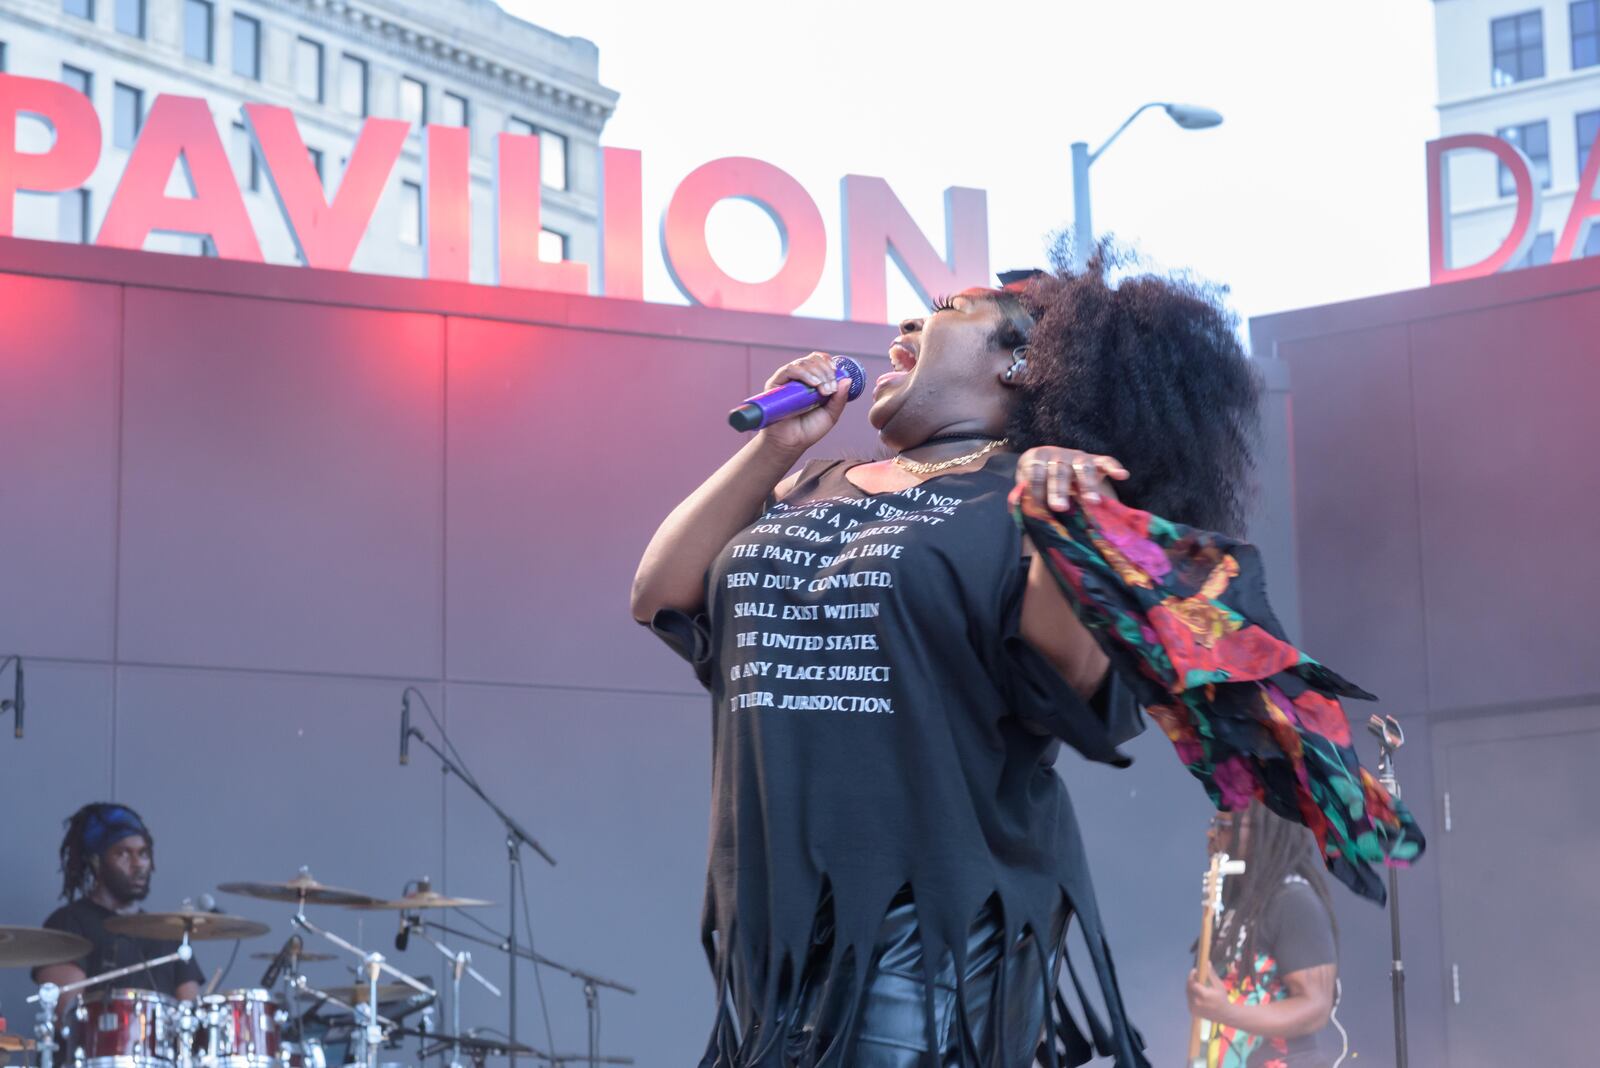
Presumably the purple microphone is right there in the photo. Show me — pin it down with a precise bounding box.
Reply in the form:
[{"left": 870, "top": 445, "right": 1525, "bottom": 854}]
[{"left": 729, "top": 356, "right": 866, "bottom": 431}]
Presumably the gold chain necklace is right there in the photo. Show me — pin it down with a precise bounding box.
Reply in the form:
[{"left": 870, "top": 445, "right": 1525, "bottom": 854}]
[{"left": 892, "top": 438, "right": 1007, "bottom": 476}]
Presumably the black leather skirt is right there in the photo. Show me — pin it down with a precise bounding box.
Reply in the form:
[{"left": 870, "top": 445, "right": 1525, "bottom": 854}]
[{"left": 776, "top": 890, "right": 1066, "bottom": 1067}]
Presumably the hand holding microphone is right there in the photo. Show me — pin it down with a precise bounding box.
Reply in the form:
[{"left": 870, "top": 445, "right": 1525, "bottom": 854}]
[{"left": 730, "top": 354, "right": 863, "bottom": 450}]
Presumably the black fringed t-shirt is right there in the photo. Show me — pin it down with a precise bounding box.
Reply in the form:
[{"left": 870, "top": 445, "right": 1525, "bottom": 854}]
[{"left": 650, "top": 454, "right": 1151, "bottom": 1067}]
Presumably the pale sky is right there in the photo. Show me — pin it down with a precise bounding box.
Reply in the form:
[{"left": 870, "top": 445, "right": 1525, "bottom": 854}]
[{"left": 505, "top": 0, "right": 1442, "bottom": 340}]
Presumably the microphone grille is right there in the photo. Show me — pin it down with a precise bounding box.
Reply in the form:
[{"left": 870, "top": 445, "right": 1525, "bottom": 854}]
[{"left": 832, "top": 356, "right": 867, "bottom": 400}]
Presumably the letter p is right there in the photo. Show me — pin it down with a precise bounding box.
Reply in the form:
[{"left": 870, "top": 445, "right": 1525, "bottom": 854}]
[{"left": 0, "top": 74, "right": 101, "bottom": 236}]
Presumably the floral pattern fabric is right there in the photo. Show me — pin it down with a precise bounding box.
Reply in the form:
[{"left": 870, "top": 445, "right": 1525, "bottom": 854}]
[
  {"left": 1207, "top": 952, "right": 1289, "bottom": 1068},
  {"left": 1010, "top": 486, "right": 1425, "bottom": 903}
]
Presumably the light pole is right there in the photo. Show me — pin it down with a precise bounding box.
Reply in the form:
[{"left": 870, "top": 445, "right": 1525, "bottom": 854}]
[{"left": 1070, "top": 102, "right": 1223, "bottom": 270}]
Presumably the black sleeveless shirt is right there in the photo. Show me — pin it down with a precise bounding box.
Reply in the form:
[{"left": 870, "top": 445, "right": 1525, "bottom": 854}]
[{"left": 649, "top": 453, "right": 1151, "bottom": 1067}]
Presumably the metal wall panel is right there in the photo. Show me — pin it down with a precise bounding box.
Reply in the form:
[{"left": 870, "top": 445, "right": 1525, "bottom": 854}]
[{"left": 116, "top": 290, "right": 446, "bottom": 678}]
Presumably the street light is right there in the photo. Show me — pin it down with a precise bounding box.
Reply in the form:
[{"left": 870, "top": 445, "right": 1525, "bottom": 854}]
[{"left": 1070, "top": 102, "right": 1223, "bottom": 270}]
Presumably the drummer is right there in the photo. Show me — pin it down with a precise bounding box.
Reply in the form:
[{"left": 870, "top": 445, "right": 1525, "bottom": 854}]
[{"left": 31, "top": 803, "right": 203, "bottom": 1001}]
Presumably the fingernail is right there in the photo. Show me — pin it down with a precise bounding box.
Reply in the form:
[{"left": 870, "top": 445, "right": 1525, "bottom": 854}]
[{"left": 1086, "top": 491, "right": 1102, "bottom": 504}]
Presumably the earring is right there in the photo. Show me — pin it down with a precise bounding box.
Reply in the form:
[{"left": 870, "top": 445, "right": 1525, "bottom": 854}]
[{"left": 1003, "top": 346, "right": 1028, "bottom": 383}]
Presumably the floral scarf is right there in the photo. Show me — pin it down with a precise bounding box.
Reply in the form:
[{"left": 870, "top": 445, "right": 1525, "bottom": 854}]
[{"left": 1010, "top": 486, "right": 1424, "bottom": 903}]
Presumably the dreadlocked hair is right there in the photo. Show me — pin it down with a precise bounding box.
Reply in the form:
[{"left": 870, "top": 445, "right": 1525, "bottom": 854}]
[
  {"left": 59, "top": 802, "right": 154, "bottom": 902},
  {"left": 1004, "top": 237, "right": 1261, "bottom": 535},
  {"left": 1218, "top": 802, "right": 1338, "bottom": 971}
]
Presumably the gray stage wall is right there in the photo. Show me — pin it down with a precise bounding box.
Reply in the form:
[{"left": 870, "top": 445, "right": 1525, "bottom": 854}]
[
  {"left": 0, "top": 229, "right": 1432, "bottom": 1067},
  {"left": 1252, "top": 253, "right": 1600, "bottom": 1068}
]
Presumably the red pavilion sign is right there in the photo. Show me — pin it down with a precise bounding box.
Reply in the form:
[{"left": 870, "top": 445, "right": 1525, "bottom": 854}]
[{"left": 0, "top": 73, "right": 989, "bottom": 323}]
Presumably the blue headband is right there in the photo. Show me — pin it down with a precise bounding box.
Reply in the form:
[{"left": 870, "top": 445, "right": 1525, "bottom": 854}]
[{"left": 82, "top": 805, "right": 149, "bottom": 856}]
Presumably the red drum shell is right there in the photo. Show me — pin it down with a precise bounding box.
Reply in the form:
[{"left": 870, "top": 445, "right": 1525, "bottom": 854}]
[
  {"left": 63, "top": 988, "right": 179, "bottom": 1068},
  {"left": 193, "top": 989, "right": 280, "bottom": 1068}
]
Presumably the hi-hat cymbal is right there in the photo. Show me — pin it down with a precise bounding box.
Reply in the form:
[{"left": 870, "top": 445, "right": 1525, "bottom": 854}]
[
  {"left": 218, "top": 869, "right": 380, "bottom": 907},
  {"left": 0, "top": 1033, "right": 38, "bottom": 1052},
  {"left": 399, "top": 1029, "right": 537, "bottom": 1057},
  {"left": 250, "top": 950, "right": 336, "bottom": 963},
  {"left": 105, "top": 911, "right": 270, "bottom": 942},
  {"left": 0, "top": 926, "right": 91, "bottom": 968},
  {"left": 331, "top": 983, "right": 434, "bottom": 1005},
  {"left": 351, "top": 889, "right": 494, "bottom": 911}
]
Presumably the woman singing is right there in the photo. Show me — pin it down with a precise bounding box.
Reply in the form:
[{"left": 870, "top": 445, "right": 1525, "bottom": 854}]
[{"left": 633, "top": 246, "right": 1410, "bottom": 1067}]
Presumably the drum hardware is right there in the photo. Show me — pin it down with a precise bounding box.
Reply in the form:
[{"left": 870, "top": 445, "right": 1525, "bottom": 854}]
[
  {"left": 285, "top": 909, "right": 429, "bottom": 1068},
  {"left": 0, "top": 928, "right": 92, "bottom": 970},
  {"left": 104, "top": 913, "right": 270, "bottom": 944},
  {"left": 28, "top": 926, "right": 198, "bottom": 1068},
  {"left": 404, "top": 919, "right": 634, "bottom": 1068},
  {"left": 216, "top": 872, "right": 381, "bottom": 910},
  {"left": 400, "top": 685, "right": 554, "bottom": 1068},
  {"left": 349, "top": 883, "right": 493, "bottom": 912},
  {"left": 399, "top": 1028, "right": 538, "bottom": 1067},
  {"left": 397, "top": 917, "right": 500, "bottom": 1068}
]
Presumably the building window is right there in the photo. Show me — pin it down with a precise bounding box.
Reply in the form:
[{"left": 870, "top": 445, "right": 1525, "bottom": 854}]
[
  {"left": 400, "top": 76, "right": 427, "bottom": 127},
  {"left": 400, "top": 180, "right": 421, "bottom": 246},
  {"left": 115, "top": 0, "right": 144, "bottom": 37},
  {"left": 441, "top": 91, "right": 469, "bottom": 129},
  {"left": 1491, "top": 10, "right": 1545, "bottom": 85},
  {"left": 1579, "top": 110, "right": 1600, "bottom": 177},
  {"left": 59, "top": 189, "right": 91, "bottom": 243},
  {"left": 184, "top": 0, "right": 213, "bottom": 63},
  {"left": 1513, "top": 231, "right": 1555, "bottom": 269},
  {"left": 232, "top": 14, "right": 261, "bottom": 80},
  {"left": 1497, "top": 120, "right": 1551, "bottom": 195},
  {"left": 1586, "top": 227, "right": 1600, "bottom": 257},
  {"left": 0, "top": 41, "right": 6, "bottom": 73},
  {"left": 540, "top": 130, "right": 568, "bottom": 190},
  {"left": 308, "top": 147, "right": 325, "bottom": 185},
  {"left": 63, "top": 0, "right": 94, "bottom": 20},
  {"left": 113, "top": 82, "right": 143, "bottom": 150},
  {"left": 295, "top": 37, "right": 323, "bottom": 101},
  {"left": 232, "top": 121, "right": 260, "bottom": 193},
  {"left": 1574, "top": 1, "right": 1600, "bottom": 69},
  {"left": 62, "top": 64, "right": 92, "bottom": 99},
  {"left": 339, "top": 54, "right": 368, "bottom": 117},
  {"left": 506, "top": 117, "right": 569, "bottom": 190},
  {"left": 538, "top": 228, "right": 567, "bottom": 262}
]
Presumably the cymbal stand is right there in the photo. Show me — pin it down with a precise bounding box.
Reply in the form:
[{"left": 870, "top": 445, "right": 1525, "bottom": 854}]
[
  {"left": 1368, "top": 714, "right": 1410, "bottom": 1068},
  {"left": 413, "top": 919, "right": 635, "bottom": 1068},
  {"left": 403, "top": 916, "right": 502, "bottom": 1068},
  {"left": 291, "top": 905, "right": 430, "bottom": 1068},
  {"left": 402, "top": 702, "right": 555, "bottom": 1068},
  {"left": 29, "top": 934, "right": 195, "bottom": 1068}
]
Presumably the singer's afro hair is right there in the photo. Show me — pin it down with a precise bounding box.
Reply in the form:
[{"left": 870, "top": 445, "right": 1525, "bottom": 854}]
[{"left": 998, "top": 236, "right": 1261, "bottom": 536}]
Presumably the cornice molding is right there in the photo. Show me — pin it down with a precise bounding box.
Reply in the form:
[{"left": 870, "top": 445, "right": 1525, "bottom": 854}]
[{"left": 254, "top": 0, "right": 618, "bottom": 133}]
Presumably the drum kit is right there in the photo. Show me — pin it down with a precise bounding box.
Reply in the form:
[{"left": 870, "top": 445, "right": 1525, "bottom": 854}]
[{"left": 0, "top": 870, "right": 632, "bottom": 1068}]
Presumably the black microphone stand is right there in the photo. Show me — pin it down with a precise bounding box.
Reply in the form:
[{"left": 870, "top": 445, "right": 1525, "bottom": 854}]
[
  {"left": 420, "top": 919, "right": 636, "bottom": 1068},
  {"left": 401, "top": 699, "right": 555, "bottom": 1068},
  {"left": 1368, "top": 714, "right": 1409, "bottom": 1068}
]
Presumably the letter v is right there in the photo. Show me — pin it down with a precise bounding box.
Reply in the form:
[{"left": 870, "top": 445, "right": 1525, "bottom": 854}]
[{"left": 245, "top": 103, "right": 408, "bottom": 270}]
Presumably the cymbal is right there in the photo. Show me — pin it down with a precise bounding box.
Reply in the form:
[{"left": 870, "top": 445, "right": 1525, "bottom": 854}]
[
  {"left": 218, "top": 870, "right": 380, "bottom": 907},
  {"left": 0, "top": 1033, "right": 37, "bottom": 1052},
  {"left": 0, "top": 926, "right": 92, "bottom": 968},
  {"left": 105, "top": 911, "right": 270, "bottom": 942},
  {"left": 351, "top": 889, "right": 494, "bottom": 911},
  {"left": 402, "top": 1030, "right": 536, "bottom": 1057},
  {"left": 250, "top": 950, "right": 336, "bottom": 963},
  {"left": 329, "top": 983, "right": 434, "bottom": 1005}
]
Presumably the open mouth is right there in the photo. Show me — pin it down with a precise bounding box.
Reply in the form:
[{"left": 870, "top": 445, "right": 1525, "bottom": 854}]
[{"left": 888, "top": 341, "right": 918, "bottom": 372}]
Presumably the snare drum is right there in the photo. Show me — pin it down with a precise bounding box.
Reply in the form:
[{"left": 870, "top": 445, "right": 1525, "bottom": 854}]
[
  {"left": 63, "top": 989, "right": 180, "bottom": 1068},
  {"left": 194, "top": 990, "right": 281, "bottom": 1068}
]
